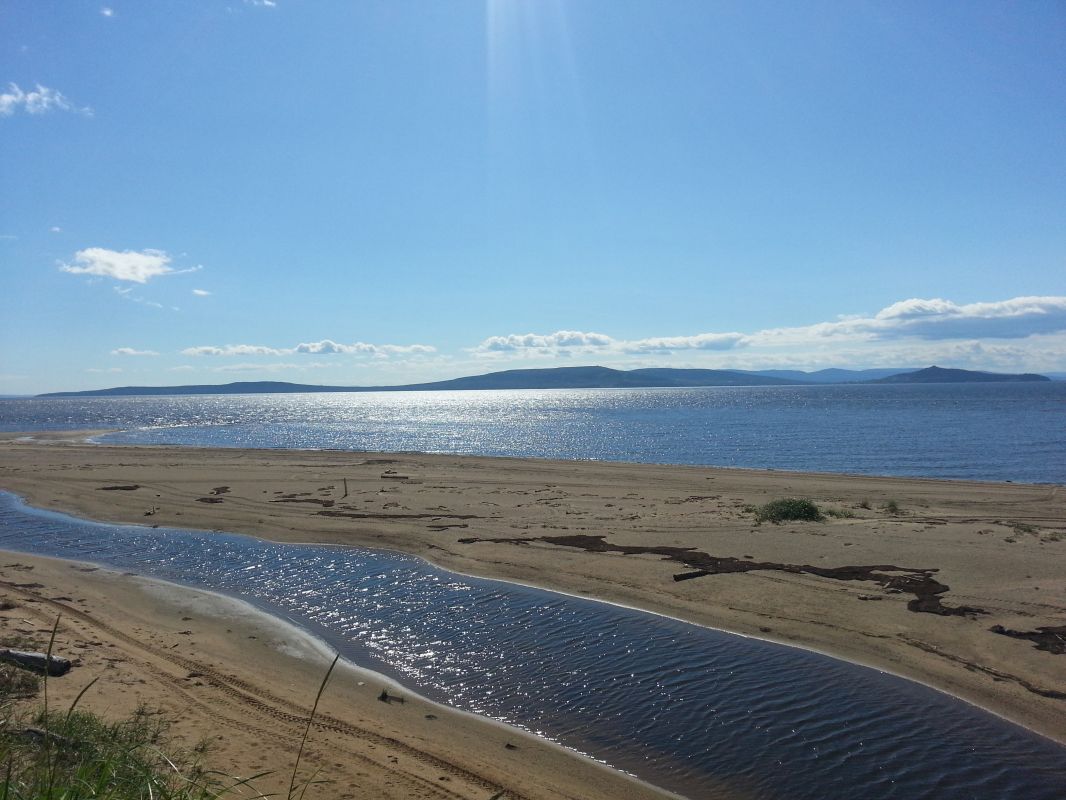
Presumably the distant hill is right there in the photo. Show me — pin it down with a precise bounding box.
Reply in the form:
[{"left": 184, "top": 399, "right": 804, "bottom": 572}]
[
  {"left": 38, "top": 381, "right": 354, "bottom": 398},
  {"left": 36, "top": 364, "right": 1052, "bottom": 398},
  {"left": 749, "top": 368, "right": 913, "bottom": 383},
  {"left": 625, "top": 368, "right": 796, "bottom": 386},
  {"left": 872, "top": 366, "right": 1050, "bottom": 384},
  {"left": 37, "top": 366, "right": 803, "bottom": 398}
]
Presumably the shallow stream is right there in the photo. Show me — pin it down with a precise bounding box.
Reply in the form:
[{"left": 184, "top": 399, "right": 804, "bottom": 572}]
[{"left": 1, "top": 491, "right": 1064, "bottom": 799}]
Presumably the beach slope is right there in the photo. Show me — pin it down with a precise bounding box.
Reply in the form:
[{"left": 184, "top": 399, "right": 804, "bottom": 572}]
[{"left": 0, "top": 434, "right": 1063, "bottom": 754}]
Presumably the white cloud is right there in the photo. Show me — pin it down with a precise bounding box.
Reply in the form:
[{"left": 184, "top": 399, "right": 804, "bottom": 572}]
[
  {"left": 478, "top": 331, "right": 614, "bottom": 352},
  {"left": 100, "top": 7, "right": 114, "bottom": 16},
  {"left": 870, "top": 296, "right": 1066, "bottom": 340},
  {"left": 61, "top": 248, "right": 175, "bottom": 283},
  {"left": 244, "top": 0, "right": 277, "bottom": 7},
  {"left": 192, "top": 288, "right": 211, "bottom": 297},
  {"left": 752, "top": 296, "right": 1066, "bottom": 345},
  {"left": 168, "top": 365, "right": 195, "bottom": 372},
  {"left": 294, "top": 340, "right": 436, "bottom": 356},
  {"left": 472, "top": 329, "right": 746, "bottom": 357},
  {"left": 182, "top": 344, "right": 286, "bottom": 357},
  {"left": 293, "top": 339, "right": 374, "bottom": 355},
  {"left": 385, "top": 343, "right": 436, "bottom": 355},
  {"left": 110, "top": 347, "right": 159, "bottom": 357},
  {"left": 49, "top": 226, "right": 61, "bottom": 233},
  {"left": 468, "top": 296, "right": 1066, "bottom": 371},
  {"left": 0, "top": 83, "right": 90, "bottom": 117},
  {"left": 625, "top": 332, "right": 748, "bottom": 353},
  {"left": 183, "top": 339, "right": 436, "bottom": 358}
]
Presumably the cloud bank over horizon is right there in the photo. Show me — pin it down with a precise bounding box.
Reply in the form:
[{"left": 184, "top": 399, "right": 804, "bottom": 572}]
[
  {"left": 181, "top": 339, "right": 437, "bottom": 359},
  {"left": 78, "top": 295, "right": 1065, "bottom": 389},
  {"left": 468, "top": 296, "right": 1066, "bottom": 366}
]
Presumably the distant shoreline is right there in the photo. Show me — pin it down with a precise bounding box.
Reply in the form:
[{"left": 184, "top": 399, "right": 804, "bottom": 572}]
[{"left": 32, "top": 364, "right": 1051, "bottom": 398}]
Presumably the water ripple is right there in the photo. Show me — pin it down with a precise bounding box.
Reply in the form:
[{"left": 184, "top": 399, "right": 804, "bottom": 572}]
[{"left": 1, "top": 491, "right": 1064, "bottom": 800}]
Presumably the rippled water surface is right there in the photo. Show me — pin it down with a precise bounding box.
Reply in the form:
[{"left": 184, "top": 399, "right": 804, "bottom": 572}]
[
  {"left": 1, "top": 492, "right": 1064, "bottom": 800},
  {"left": 2, "top": 383, "right": 1065, "bottom": 482}
]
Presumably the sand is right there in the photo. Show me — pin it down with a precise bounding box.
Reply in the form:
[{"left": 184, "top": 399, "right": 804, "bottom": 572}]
[
  {"left": 0, "top": 554, "right": 690, "bottom": 800},
  {"left": 0, "top": 433, "right": 1064, "bottom": 795}
]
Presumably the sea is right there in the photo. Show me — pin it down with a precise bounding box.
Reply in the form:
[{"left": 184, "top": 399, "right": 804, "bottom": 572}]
[
  {"left": 2, "top": 382, "right": 1066, "bottom": 798},
  {"left": 1, "top": 381, "right": 1064, "bottom": 482}
]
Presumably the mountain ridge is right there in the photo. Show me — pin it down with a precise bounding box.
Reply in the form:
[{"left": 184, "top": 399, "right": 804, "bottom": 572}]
[
  {"left": 35, "top": 365, "right": 1051, "bottom": 398},
  {"left": 872, "top": 366, "right": 1050, "bottom": 384}
]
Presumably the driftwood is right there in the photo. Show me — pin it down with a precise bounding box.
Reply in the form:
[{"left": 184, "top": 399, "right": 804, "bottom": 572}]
[{"left": 0, "top": 648, "right": 72, "bottom": 676}]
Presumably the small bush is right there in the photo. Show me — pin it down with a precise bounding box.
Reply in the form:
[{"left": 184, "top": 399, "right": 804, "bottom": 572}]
[
  {"left": 881, "top": 500, "right": 901, "bottom": 515},
  {"left": 858, "top": 500, "right": 871, "bottom": 510},
  {"left": 754, "top": 498, "right": 823, "bottom": 524}
]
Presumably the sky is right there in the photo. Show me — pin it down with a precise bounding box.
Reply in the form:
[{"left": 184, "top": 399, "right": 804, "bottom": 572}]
[{"left": 2, "top": 1, "right": 1065, "bottom": 394}]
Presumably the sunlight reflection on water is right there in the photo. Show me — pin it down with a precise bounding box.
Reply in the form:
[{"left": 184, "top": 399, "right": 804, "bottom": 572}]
[
  {"left": 2, "top": 383, "right": 1063, "bottom": 482},
  {"left": 1, "top": 491, "right": 1064, "bottom": 800}
]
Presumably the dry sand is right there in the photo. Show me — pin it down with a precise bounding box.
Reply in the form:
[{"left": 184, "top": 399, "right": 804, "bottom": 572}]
[{"left": 1, "top": 433, "right": 1064, "bottom": 795}]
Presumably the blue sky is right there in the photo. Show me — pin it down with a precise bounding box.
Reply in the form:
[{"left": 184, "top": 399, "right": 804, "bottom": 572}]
[{"left": 2, "top": 1, "right": 1064, "bottom": 393}]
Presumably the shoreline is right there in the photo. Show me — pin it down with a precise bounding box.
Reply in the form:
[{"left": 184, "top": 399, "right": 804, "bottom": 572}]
[
  {"left": 5, "top": 489, "right": 1062, "bottom": 757},
  {"left": 1, "top": 433, "right": 1064, "bottom": 752},
  {"left": 0, "top": 549, "right": 696, "bottom": 800},
  {"left": 84, "top": 428, "right": 1066, "bottom": 488}
]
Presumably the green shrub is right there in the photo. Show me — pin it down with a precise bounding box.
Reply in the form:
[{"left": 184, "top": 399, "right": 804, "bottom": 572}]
[
  {"left": 881, "top": 499, "right": 901, "bottom": 515},
  {"left": 754, "top": 498, "right": 823, "bottom": 524}
]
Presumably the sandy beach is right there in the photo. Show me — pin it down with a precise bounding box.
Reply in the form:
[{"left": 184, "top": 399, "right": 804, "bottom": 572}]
[
  {"left": 0, "top": 552, "right": 690, "bottom": 800},
  {"left": 1, "top": 433, "right": 1064, "bottom": 796}
]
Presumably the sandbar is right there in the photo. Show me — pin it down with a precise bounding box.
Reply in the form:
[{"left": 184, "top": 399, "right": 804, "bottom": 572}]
[{"left": 0, "top": 433, "right": 1063, "bottom": 794}]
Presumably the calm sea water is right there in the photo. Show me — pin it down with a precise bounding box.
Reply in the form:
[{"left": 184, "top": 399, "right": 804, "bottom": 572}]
[
  {"left": 1, "top": 383, "right": 1064, "bottom": 482},
  {"left": 1, "top": 491, "right": 1064, "bottom": 800}
]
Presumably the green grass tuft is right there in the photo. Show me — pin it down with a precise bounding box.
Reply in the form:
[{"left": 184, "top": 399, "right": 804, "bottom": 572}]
[
  {"left": 0, "top": 703, "right": 253, "bottom": 800},
  {"left": 754, "top": 498, "right": 823, "bottom": 524},
  {"left": 1, "top": 618, "right": 335, "bottom": 800}
]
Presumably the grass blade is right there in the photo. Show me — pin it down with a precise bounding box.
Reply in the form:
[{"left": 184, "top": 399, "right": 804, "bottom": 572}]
[
  {"left": 43, "top": 615, "right": 59, "bottom": 723},
  {"left": 65, "top": 675, "right": 100, "bottom": 722},
  {"left": 287, "top": 653, "right": 339, "bottom": 800}
]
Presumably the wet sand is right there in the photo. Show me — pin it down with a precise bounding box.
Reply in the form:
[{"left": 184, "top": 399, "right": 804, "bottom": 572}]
[
  {"left": 0, "top": 553, "right": 690, "bottom": 800},
  {"left": 0, "top": 433, "right": 1064, "bottom": 791}
]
